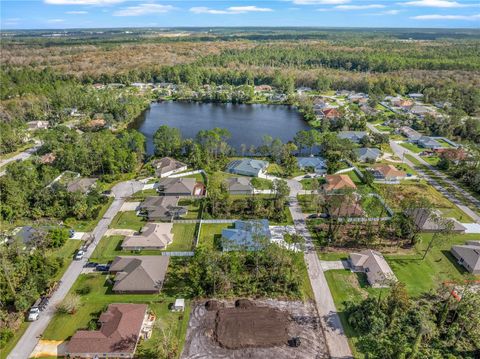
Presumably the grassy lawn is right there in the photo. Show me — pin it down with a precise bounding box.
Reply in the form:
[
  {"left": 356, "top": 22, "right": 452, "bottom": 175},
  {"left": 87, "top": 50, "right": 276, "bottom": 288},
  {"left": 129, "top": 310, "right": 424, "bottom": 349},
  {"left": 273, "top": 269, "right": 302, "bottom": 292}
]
[
  {"left": 421, "top": 155, "right": 440, "bottom": 166},
  {"left": 345, "top": 170, "right": 363, "bottom": 185},
  {"left": 375, "top": 125, "right": 393, "bottom": 132},
  {"left": 300, "top": 177, "right": 325, "bottom": 190},
  {"left": 183, "top": 172, "right": 206, "bottom": 183},
  {"left": 271, "top": 206, "right": 294, "bottom": 225},
  {"left": 298, "top": 194, "right": 319, "bottom": 213},
  {"left": 325, "top": 269, "right": 387, "bottom": 359},
  {"left": 377, "top": 181, "right": 472, "bottom": 222},
  {"left": 251, "top": 177, "right": 273, "bottom": 190},
  {"left": 110, "top": 210, "right": 146, "bottom": 231},
  {"left": 400, "top": 142, "right": 423, "bottom": 154},
  {"left": 48, "top": 239, "right": 83, "bottom": 280},
  {"left": 437, "top": 139, "right": 454, "bottom": 148},
  {"left": 42, "top": 271, "right": 191, "bottom": 356},
  {"left": 170, "top": 223, "right": 196, "bottom": 251},
  {"left": 178, "top": 199, "right": 202, "bottom": 220},
  {"left": 197, "top": 223, "right": 233, "bottom": 250},
  {"left": 361, "top": 195, "right": 388, "bottom": 217},
  {"left": 130, "top": 188, "right": 158, "bottom": 201},
  {"left": 386, "top": 233, "right": 480, "bottom": 297},
  {"left": 405, "top": 154, "right": 422, "bottom": 166},
  {"left": 64, "top": 197, "right": 114, "bottom": 232},
  {"left": 91, "top": 224, "right": 195, "bottom": 261}
]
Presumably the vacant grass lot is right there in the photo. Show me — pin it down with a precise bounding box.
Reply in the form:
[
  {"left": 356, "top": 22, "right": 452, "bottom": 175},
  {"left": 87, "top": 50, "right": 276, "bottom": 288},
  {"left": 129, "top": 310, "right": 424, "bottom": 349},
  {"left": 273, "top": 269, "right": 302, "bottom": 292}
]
[
  {"left": 376, "top": 181, "right": 473, "bottom": 222},
  {"left": 251, "top": 177, "right": 273, "bottom": 190},
  {"left": 49, "top": 239, "right": 83, "bottom": 280},
  {"left": 178, "top": 199, "right": 202, "bottom": 220},
  {"left": 110, "top": 210, "right": 146, "bottom": 230}
]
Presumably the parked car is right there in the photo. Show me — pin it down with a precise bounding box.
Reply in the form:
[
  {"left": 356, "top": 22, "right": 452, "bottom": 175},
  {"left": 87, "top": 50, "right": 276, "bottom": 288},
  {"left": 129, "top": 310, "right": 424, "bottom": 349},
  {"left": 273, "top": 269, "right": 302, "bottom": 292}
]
[
  {"left": 308, "top": 213, "right": 329, "bottom": 219},
  {"left": 96, "top": 264, "right": 110, "bottom": 272},
  {"left": 69, "top": 229, "right": 75, "bottom": 238},
  {"left": 27, "top": 298, "right": 42, "bottom": 321},
  {"left": 74, "top": 250, "right": 85, "bottom": 260},
  {"left": 84, "top": 261, "right": 98, "bottom": 268}
]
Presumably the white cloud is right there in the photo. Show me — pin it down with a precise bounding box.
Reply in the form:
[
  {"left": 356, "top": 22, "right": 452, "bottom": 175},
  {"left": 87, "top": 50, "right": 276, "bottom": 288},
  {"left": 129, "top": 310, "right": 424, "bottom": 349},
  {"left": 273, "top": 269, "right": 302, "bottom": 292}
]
[
  {"left": 399, "top": 0, "right": 470, "bottom": 8},
  {"left": 66, "top": 10, "right": 88, "bottom": 14},
  {"left": 376, "top": 9, "right": 402, "bottom": 14},
  {"left": 412, "top": 13, "right": 480, "bottom": 19},
  {"left": 336, "top": 4, "right": 385, "bottom": 10},
  {"left": 47, "top": 18, "right": 65, "bottom": 23},
  {"left": 113, "top": 3, "right": 175, "bottom": 16},
  {"left": 190, "top": 6, "right": 273, "bottom": 15},
  {"left": 45, "top": 0, "right": 124, "bottom": 4},
  {"left": 3, "top": 17, "right": 21, "bottom": 25},
  {"left": 292, "top": 0, "right": 350, "bottom": 4}
]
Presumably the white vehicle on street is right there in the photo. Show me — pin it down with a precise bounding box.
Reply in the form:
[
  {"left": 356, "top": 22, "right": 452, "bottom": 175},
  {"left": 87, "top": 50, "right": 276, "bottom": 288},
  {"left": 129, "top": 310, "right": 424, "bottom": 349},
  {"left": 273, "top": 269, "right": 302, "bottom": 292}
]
[{"left": 74, "top": 249, "right": 85, "bottom": 260}]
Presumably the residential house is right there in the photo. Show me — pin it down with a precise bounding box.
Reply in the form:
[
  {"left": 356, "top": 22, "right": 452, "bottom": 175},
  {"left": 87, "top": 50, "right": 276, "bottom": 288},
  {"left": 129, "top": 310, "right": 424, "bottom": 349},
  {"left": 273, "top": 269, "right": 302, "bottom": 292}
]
[
  {"left": 451, "top": 241, "right": 480, "bottom": 274},
  {"left": 225, "top": 177, "right": 254, "bottom": 195},
  {"left": 349, "top": 250, "right": 397, "bottom": 287},
  {"left": 325, "top": 194, "right": 365, "bottom": 218},
  {"left": 369, "top": 164, "right": 407, "bottom": 181},
  {"left": 11, "top": 226, "right": 39, "bottom": 246},
  {"left": 392, "top": 98, "right": 413, "bottom": 109},
  {"left": 139, "top": 196, "right": 187, "bottom": 221},
  {"left": 337, "top": 131, "right": 368, "bottom": 143},
  {"left": 324, "top": 174, "right": 357, "bottom": 193},
  {"left": 408, "top": 93, "right": 424, "bottom": 100},
  {"left": 222, "top": 220, "right": 271, "bottom": 252},
  {"left": 399, "top": 126, "right": 422, "bottom": 142},
  {"left": 151, "top": 157, "right": 187, "bottom": 178},
  {"left": 109, "top": 256, "right": 170, "bottom": 293},
  {"left": 322, "top": 108, "right": 341, "bottom": 120},
  {"left": 297, "top": 157, "right": 327, "bottom": 175},
  {"left": 417, "top": 136, "right": 442, "bottom": 150},
  {"left": 121, "top": 223, "right": 174, "bottom": 251},
  {"left": 66, "top": 178, "right": 96, "bottom": 194},
  {"left": 27, "top": 121, "right": 49, "bottom": 131},
  {"left": 226, "top": 158, "right": 269, "bottom": 177},
  {"left": 157, "top": 178, "right": 205, "bottom": 196},
  {"left": 410, "top": 105, "right": 435, "bottom": 117},
  {"left": 254, "top": 85, "right": 272, "bottom": 93},
  {"left": 348, "top": 93, "right": 368, "bottom": 104},
  {"left": 66, "top": 303, "right": 149, "bottom": 359},
  {"left": 356, "top": 147, "right": 382, "bottom": 162},
  {"left": 407, "top": 208, "right": 466, "bottom": 233}
]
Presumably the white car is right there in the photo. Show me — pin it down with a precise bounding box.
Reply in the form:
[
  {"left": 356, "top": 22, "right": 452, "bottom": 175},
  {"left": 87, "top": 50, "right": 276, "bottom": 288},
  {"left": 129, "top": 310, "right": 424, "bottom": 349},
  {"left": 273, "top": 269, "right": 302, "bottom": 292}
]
[
  {"left": 74, "top": 250, "right": 85, "bottom": 260},
  {"left": 27, "top": 307, "right": 40, "bottom": 321}
]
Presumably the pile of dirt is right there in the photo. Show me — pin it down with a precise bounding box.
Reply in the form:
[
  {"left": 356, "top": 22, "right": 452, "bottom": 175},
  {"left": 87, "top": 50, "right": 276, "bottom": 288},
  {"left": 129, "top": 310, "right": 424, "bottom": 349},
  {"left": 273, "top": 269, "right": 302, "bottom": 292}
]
[
  {"left": 235, "top": 299, "right": 254, "bottom": 309},
  {"left": 215, "top": 306, "right": 290, "bottom": 349},
  {"left": 205, "top": 300, "right": 224, "bottom": 311}
]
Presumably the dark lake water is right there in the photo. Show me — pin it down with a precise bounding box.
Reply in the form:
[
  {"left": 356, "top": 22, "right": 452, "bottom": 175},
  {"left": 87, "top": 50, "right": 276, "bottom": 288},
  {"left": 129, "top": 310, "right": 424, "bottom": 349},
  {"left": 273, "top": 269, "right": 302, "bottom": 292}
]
[{"left": 132, "top": 102, "right": 310, "bottom": 155}]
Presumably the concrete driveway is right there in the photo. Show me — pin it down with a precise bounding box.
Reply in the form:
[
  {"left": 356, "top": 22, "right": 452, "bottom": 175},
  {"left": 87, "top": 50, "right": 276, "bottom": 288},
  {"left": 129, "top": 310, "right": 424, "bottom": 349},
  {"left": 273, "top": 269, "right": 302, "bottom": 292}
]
[{"left": 7, "top": 180, "right": 143, "bottom": 359}]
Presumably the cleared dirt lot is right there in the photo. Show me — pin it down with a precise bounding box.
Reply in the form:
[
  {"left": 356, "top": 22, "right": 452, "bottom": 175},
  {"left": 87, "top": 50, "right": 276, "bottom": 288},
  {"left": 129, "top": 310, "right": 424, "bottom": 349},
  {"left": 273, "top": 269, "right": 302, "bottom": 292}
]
[{"left": 181, "top": 299, "right": 329, "bottom": 359}]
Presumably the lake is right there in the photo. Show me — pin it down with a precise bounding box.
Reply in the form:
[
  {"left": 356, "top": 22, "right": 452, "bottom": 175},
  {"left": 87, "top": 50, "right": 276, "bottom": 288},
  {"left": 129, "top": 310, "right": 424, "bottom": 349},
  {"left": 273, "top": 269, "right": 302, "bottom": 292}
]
[{"left": 133, "top": 102, "right": 310, "bottom": 155}]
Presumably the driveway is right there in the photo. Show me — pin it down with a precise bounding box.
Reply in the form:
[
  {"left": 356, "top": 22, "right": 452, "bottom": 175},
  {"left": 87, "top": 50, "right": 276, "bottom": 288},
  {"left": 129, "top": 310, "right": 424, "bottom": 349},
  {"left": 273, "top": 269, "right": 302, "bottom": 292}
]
[
  {"left": 287, "top": 187, "right": 353, "bottom": 358},
  {"left": 7, "top": 180, "right": 143, "bottom": 359}
]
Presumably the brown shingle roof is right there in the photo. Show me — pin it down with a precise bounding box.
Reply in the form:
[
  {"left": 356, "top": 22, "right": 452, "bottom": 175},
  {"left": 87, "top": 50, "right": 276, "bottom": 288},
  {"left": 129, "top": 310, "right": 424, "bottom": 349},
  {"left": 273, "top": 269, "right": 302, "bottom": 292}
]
[
  {"left": 372, "top": 164, "right": 406, "bottom": 179},
  {"left": 66, "top": 303, "right": 147, "bottom": 356},
  {"left": 151, "top": 157, "right": 186, "bottom": 177},
  {"left": 324, "top": 174, "right": 357, "bottom": 192}
]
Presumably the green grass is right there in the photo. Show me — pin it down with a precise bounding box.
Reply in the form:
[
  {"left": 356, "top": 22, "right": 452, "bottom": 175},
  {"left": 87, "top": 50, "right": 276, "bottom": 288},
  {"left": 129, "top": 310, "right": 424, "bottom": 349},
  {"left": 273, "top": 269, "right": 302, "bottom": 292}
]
[
  {"left": 130, "top": 188, "right": 158, "bottom": 201},
  {"left": 42, "top": 273, "right": 190, "bottom": 346},
  {"left": 0, "top": 322, "right": 29, "bottom": 359},
  {"left": 48, "top": 239, "right": 82, "bottom": 280},
  {"left": 64, "top": 197, "right": 114, "bottom": 232},
  {"left": 386, "top": 233, "right": 480, "bottom": 297},
  {"left": 183, "top": 172, "right": 206, "bottom": 183},
  {"left": 375, "top": 125, "right": 393, "bottom": 132},
  {"left": 110, "top": 210, "right": 146, "bottom": 230},
  {"left": 405, "top": 154, "right": 422, "bottom": 166},
  {"left": 400, "top": 142, "right": 423, "bottom": 154},
  {"left": 361, "top": 195, "right": 388, "bottom": 217},
  {"left": 437, "top": 139, "right": 454, "bottom": 148},
  {"left": 317, "top": 251, "right": 349, "bottom": 261},
  {"left": 422, "top": 156, "right": 440, "bottom": 166},
  {"left": 178, "top": 199, "right": 202, "bottom": 220},
  {"left": 169, "top": 223, "right": 196, "bottom": 251},
  {"left": 266, "top": 163, "right": 284, "bottom": 177},
  {"left": 300, "top": 177, "right": 325, "bottom": 190},
  {"left": 345, "top": 170, "right": 363, "bottom": 185},
  {"left": 197, "top": 223, "right": 233, "bottom": 250},
  {"left": 251, "top": 177, "right": 273, "bottom": 190},
  {"left": 325, "top": 269, "right": 387, "bottom": 359}
]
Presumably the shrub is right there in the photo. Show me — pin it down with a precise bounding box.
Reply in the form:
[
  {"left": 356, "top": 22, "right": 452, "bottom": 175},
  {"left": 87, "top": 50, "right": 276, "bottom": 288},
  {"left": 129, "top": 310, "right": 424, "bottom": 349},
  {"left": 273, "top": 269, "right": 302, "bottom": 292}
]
[{"left": 57, "top": 294, "right": 81, "bottom": 314}]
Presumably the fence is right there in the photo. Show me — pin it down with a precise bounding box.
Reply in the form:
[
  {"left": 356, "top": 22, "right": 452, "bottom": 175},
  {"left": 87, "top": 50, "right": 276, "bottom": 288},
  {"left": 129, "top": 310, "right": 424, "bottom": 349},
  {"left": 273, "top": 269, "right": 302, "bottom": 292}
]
[
  {"left": 173, "top": 219, "right": 236, "bottom": 224},
  {"left": 162, "top": 251, "right": 194, "bottom": 257},
  {"left": 168, "top": 169, "right": 207, "bottom": 178}
]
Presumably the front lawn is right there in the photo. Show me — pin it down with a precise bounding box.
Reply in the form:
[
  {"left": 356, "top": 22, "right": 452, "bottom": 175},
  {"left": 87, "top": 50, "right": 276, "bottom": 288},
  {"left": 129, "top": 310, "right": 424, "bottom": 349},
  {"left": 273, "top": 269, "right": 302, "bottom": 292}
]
[
  {"left": 48, "top": 239, "right": 82, "bottom": 280},
  {"left": 251, "top": 177, "right": 273, "bottom": 190},
  {"left": 386, "top": 233, "right": 480, "bottom": 297},
  {"left": 400, "top": 142, "right": 423, "bottom": 154},
  {"left": 266, "top": 163, "right": 284, "bottom": 177},
  {"left": 110, "top": 210, "right": 146, "bottom": 230},
  {"left": 169, "top": 223, "right": 196, "bottom": 251}
]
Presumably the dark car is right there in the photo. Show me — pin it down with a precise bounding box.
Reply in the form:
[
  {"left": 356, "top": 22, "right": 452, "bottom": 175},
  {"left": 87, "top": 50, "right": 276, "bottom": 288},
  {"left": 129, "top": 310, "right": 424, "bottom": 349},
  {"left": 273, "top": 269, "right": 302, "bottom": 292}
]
[
  {"left": 84, "top": 262, "right": 98, "bottom": 268},
  {"left": 308, "top": 213, "right": 329, "bottom": 219},
  {"left": 96, "top": 264, "right": 110, "bottom": 272}
]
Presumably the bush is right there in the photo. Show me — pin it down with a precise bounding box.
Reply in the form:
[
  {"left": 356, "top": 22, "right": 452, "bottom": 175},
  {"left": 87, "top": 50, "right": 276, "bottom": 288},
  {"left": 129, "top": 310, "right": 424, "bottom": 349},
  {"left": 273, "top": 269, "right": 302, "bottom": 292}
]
[
  {"left": 57, "top": 294, "right": 81, "bottom": 314},
  {"left": 0, "top": 328, "right": 13, "bottom": 349},
  {"left": 76, "top": 285, "right": 91, "bottom": 295}
]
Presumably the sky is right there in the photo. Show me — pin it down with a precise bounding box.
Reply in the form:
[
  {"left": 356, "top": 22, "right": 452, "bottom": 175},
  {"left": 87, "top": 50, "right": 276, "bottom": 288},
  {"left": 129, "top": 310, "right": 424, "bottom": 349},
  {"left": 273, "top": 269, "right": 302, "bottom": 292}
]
[{"left": 1, "top": 0, "right": 479, "bottom": 30}]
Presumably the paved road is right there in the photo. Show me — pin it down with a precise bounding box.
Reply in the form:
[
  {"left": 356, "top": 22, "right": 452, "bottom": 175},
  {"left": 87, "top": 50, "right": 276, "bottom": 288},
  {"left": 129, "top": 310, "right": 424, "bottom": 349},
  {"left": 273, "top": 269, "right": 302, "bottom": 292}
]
[
  {"left": 389, "top": 141, "right": 480, "bottom": 223},
  {"left": 0, "top": 142, "right": 42, "bottom": 176},
  {"left": 8, "top": 180, "right": 143, "bottom": 359},
  {"left": 287, "top": 180, "right": 353, "bottom": 359}
]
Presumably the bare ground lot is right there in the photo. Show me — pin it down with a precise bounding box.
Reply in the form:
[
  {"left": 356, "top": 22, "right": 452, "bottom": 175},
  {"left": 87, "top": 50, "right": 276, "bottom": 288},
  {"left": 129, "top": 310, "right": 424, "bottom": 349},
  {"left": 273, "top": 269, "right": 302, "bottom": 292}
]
[{"left": 181, "top": 299, "right": 328, "bottom": 359}]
